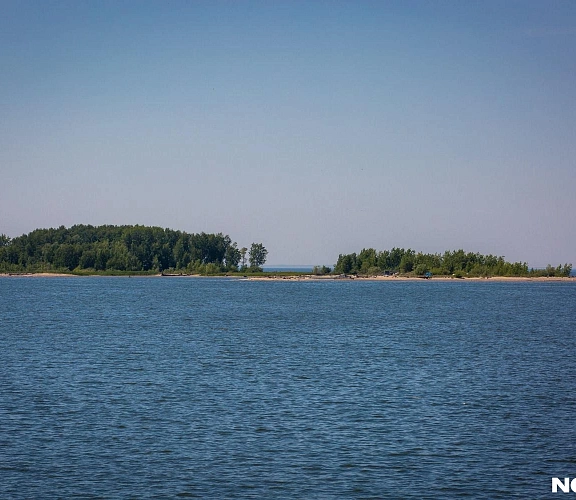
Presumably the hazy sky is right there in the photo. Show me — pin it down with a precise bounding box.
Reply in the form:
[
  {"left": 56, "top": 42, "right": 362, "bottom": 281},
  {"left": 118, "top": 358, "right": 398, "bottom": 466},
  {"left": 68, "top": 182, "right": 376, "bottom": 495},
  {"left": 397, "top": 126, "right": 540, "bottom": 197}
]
[{"left": 2, "top": 1, "right": 575, "bottom": 266}]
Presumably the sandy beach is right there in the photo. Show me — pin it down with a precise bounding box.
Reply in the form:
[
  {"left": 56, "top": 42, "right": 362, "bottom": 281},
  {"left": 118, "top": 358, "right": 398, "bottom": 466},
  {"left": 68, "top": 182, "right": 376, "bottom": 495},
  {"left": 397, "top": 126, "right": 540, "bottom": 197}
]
[
  {"left": 1, "top": 273, "right": 573, "bottom": 282},
  {"left": 0, "top": 273, "right": 80, "bottom": 278},
  {"left": 245, "top": 275, "right": 575, "bottom": 282}
]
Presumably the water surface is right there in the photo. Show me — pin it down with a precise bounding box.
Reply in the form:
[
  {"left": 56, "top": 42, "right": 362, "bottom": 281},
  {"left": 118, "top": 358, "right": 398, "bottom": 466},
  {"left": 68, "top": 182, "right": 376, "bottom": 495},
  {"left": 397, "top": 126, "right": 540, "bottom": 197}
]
[{"left": 1, "top": 277, "right": 575, "bottom": 498}]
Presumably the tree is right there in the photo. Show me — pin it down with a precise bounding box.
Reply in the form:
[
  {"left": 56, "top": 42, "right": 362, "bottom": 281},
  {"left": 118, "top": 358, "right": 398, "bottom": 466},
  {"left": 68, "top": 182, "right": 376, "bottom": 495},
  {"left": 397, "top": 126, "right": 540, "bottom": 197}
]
[
  {"left": 225, "top": 243, "right": 241, "bottom": 271},
  {"left": 334, "top": 253, "right": 356, "bottom": 274},
  {"left": 239, "top": 247, "right": 248, "bottom": 270},
  {"left": 53, "top": 244, "right": 81, "bottom": 270},
  {"left": 0, "top": 234, "right": 10, "bottom": 247},
  {"left": 79, "top": 250, "right": 96, "bottom": 269},
  {"left": 312, "top": 265, "right": 332, "bottom": 275},
  {"left": 357, "top": 248, "right": 377, "bottom": 274},
  {"left": 414, "top": 263, "right": 429, "bottom": 276},
  {"left": 248, "top": 243, "right": 268, "bottom": 271},
  {"left": 399, "top": 251, "right": 415, "bottom": 273}
]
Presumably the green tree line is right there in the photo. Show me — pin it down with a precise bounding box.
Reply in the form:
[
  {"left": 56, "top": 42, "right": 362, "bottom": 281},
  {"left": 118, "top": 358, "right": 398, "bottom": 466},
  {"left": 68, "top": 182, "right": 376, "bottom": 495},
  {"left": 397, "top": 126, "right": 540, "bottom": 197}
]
[
  {"left": 0, "top": 225, "right": 267, "bottom": 274},
  {"left": 333, "top": 247, "right": 572, "bottom": 278}
]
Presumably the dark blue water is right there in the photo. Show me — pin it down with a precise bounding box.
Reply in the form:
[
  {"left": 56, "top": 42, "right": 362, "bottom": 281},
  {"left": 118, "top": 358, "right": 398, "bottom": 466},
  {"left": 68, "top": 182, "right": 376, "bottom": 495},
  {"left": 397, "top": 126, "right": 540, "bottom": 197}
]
[{"left": 1, "top": 278, "right": 575, "bottom": 499}]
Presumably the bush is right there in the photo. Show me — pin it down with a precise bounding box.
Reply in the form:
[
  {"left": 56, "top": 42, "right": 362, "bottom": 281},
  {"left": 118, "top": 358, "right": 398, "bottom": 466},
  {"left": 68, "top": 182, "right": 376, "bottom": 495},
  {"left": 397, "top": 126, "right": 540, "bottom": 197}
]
[{"left": 312, "top": 265, "right": 332, "bottom": 275}]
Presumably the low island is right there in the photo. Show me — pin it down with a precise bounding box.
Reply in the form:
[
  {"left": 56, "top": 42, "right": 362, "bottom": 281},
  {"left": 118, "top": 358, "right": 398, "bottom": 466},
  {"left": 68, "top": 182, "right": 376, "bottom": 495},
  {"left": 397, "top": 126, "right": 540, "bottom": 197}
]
[{"left": 0, "top": 225, "right": 572, "bottom": 281}]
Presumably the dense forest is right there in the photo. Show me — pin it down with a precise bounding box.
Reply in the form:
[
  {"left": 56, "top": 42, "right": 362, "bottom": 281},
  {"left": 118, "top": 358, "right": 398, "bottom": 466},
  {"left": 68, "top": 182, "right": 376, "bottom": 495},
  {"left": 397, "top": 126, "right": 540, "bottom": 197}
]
[
  {"left": 333, "top": 247, "right": 572, "bottom": 277},
  {"left": 0, "top": 225, "right": 267, "bottom": 274},
  {"left": 1, "top": 226, "right": 572, "bottom": 277}
]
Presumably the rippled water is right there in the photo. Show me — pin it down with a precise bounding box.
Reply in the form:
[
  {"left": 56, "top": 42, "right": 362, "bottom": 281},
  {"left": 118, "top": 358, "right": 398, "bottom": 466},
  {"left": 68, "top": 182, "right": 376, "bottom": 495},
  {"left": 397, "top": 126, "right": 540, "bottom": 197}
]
[{"left": 1, "top": 277, "right": 575, "bottom": 498}]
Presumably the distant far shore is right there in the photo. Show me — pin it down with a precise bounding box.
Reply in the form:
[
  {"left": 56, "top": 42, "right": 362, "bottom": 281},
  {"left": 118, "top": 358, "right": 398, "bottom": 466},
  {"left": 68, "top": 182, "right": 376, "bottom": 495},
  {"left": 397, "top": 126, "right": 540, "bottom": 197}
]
[{"left": 1, "top": 272, "right": 574, "bottom": 283}]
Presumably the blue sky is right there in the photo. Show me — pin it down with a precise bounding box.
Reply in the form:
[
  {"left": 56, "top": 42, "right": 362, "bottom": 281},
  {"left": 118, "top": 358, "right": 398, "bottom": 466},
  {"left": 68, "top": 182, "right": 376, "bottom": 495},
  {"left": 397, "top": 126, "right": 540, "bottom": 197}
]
[{"left": 1, "top": 1, "right": 575, "bottom": 267}]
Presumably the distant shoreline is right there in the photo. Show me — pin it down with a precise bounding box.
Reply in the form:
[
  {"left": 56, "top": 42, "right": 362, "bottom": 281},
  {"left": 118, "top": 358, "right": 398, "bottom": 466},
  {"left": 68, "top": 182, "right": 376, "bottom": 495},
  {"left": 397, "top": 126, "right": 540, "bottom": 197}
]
[
  {"left": 1, "top": 272, "right": 574, "bottom": 283},
  {"left": 245, "top": 275, "right": 575, "bottom": 282}
]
